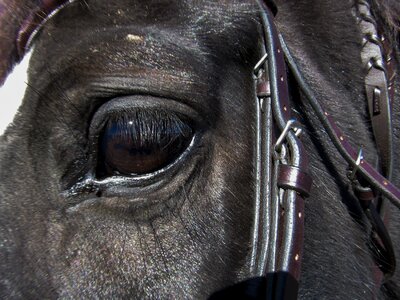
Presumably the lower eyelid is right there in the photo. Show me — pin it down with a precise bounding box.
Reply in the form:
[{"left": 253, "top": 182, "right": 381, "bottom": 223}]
[{"left": 59, "top": 123, "right": 204, "bottom": 215}]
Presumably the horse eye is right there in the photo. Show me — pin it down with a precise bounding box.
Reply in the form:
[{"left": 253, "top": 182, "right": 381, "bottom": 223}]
[{"left": 96, "top": 110, "right": 193, "bottom": 177}]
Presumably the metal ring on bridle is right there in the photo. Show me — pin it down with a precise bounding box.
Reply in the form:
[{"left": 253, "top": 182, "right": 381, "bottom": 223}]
[
  {"left": 274, "top": 119, "right": 302, "bottom": 152},
  {"left": 367, "top": 57, "right": 385, "bottom": 72},
  {"left": 273, "top": 143, "right": 288, "bottom": 161},
  {"left": 364, "top": 32, "right": 381, "bottom": 46}
]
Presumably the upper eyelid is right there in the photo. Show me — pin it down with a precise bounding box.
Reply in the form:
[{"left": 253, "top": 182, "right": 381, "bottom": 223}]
[
  {"left": 89, "top": 95, "right": 204, "bottom": 136},
  {"left": 102, "top": 109, "right": 193, "bottom": 144}
]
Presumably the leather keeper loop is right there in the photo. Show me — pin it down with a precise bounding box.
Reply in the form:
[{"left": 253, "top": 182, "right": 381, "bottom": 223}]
[
  {"left": 353, "top": 185, "right": 375, "bottom": 209},
  {"left": 354, "top": 187, "right": 375, "bottom": 202},
  {"left": 277, "top": 165, "right": 312, "bottom": 197},
  {"left": 257, "top": 80, "right": 271, "bottom": 97}
]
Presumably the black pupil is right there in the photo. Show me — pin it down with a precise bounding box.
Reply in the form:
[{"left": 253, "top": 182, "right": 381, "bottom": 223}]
[{"left": 97, "top": 110, "right": 193, "bottom": 177}]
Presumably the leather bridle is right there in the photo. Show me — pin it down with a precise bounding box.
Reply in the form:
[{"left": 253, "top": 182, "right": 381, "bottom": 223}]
[
  {"left": 241, "top": 0, "right": 399, "bottom": 299},
  {"left": 250, "top": 2, "right": 310, "bottom": 298},
  {"left": 4, "top": 0, "right": 400, "bottom": 299}
]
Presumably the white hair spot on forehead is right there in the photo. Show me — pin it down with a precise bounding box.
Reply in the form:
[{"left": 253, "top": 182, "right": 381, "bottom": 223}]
[{"left": 125, "top": 34, "right": 144, "bottom": 43}]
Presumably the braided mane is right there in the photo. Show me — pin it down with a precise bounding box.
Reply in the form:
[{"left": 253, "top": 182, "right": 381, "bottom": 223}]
[{"left": 371, "top": 0, "right": 400, "bottom": 58}]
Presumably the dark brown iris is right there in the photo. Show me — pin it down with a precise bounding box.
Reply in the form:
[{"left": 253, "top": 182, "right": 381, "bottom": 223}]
[{"left": 97, "top": 110, "right": 192, "bottom": 177}]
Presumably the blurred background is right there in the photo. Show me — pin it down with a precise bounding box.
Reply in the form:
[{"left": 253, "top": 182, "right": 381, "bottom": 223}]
[{"left": 0, "top": 52, "right": 32, "bottom": 135}]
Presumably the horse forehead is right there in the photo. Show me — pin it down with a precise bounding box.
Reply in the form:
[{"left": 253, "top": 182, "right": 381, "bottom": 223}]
[
  {"left": 36, "top": 0, "right": 357, "bottom": 56},
  {"left": 46, "top": 0, "right": 256, "bottom": 26},
  {"left": 28, "top": 1, "right": 261, "bottom": 88}
]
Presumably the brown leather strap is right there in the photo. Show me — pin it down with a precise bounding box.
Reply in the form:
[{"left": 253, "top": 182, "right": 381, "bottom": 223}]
[
  {"left": 277, "top": 165, "right": 312, "bottom": 197},
  {"left": 353, "top": 2, "right": 397, "bottom": 288},
  {"left": 257, "top": 2, "right": 310, "bottom": 294},
  {"left": 281, "top": 26, "right": 399, "bottom": 289},
  {"left": 355, "top": 1, "right": 393, "bottom": 178},
  {"left": 281, "top": 37, "right": 400, "bottom": 209}
]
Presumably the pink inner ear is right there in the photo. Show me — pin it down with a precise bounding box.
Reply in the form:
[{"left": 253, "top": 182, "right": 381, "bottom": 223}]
[{"left": 0, "top": 0, "right": 70, "bottom": 86}]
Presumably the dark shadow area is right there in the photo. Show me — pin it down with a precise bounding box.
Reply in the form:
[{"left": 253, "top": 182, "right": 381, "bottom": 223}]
[{"left": 208, "top": 272, "right": 298, "bottom": 300}]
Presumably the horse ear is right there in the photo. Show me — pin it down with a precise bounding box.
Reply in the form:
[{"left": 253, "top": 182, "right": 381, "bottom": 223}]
[
  {"left": 0, "top": 0, "right": 69, "bottom": 86},
  {"left": 0, "top": 0, "right": 34, "bottom": 86}
]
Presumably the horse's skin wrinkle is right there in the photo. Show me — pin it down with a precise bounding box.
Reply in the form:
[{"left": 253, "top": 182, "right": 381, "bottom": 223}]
[{"left": 0, "top": 0, "right": 399, "bottom": 299}]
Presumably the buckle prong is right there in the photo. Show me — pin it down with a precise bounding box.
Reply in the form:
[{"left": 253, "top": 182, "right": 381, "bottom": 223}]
[
  {"left": 254, "top": 53, "right": 269, "bottom": 75},
  {"left": 275, "top": 119, "right": 301, "bottom": 152},
  {"left": 349, "top": 148, "right": 364, "bottom": 181}
]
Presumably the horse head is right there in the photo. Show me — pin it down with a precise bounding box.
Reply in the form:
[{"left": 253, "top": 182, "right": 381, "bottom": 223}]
[{"left": 0, "top": 0, "right": 399, "bottom": 298}]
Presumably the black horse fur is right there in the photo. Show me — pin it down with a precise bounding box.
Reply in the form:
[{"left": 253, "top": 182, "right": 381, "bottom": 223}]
[{"left": 0, "top": 0, "right": 399, "bottom": 298}]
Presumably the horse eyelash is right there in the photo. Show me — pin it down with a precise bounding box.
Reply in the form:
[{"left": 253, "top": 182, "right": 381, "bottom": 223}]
[{"left": 102, "top": 109, "right": 193, "bottom": 147}]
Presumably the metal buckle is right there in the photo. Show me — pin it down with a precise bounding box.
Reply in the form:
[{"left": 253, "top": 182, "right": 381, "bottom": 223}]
[
  {"left": 367, "top": 57, "right": 385, "bottom": 72},
  {"left": 275, "top": 119, "right": 302, "bottom": 152}
]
